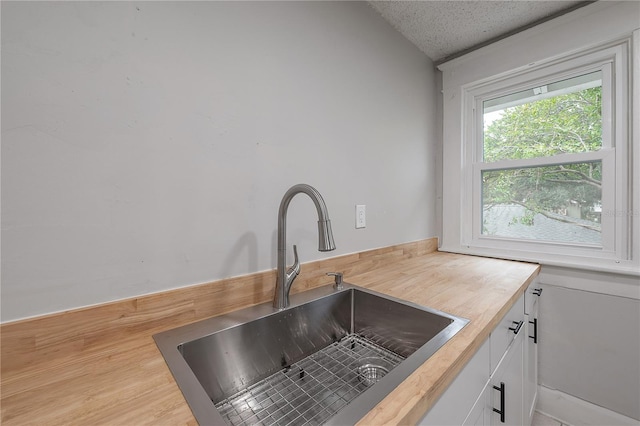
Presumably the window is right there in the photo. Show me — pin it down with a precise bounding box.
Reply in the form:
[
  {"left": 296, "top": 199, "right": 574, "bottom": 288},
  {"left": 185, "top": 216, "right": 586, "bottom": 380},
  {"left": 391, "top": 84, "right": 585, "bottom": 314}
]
[
  {"left": 442, "top": 37, "right": 637, "bottom": 272},
  {"left": 480, "top": 70, "right": 605, "bottom": 246}
]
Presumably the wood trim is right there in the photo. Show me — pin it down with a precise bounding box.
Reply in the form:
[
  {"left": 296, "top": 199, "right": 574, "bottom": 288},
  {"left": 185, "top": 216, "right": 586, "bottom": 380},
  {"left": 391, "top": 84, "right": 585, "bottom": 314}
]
[{"left": 1, "top": 238, "right": 437, "bottom": 376}]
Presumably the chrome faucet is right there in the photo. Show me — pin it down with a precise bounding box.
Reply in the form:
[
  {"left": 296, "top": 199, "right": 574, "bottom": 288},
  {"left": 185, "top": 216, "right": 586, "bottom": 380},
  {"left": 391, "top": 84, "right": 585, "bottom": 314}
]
[{"left": 273, "top": 184, "right": 336, "bottom": 310}]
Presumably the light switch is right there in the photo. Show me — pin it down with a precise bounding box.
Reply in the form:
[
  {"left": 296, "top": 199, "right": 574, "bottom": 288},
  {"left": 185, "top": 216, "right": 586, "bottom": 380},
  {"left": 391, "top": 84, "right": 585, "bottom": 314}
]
[{"left": 356, "top": 205, "right": 366, "bottom": 229}]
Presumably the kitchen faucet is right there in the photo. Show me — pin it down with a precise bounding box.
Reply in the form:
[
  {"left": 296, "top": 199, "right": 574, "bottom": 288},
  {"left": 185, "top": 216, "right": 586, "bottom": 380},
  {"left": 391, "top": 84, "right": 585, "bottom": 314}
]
[{"left": 273, "top": 184, "right": 336, "bottom": 310}]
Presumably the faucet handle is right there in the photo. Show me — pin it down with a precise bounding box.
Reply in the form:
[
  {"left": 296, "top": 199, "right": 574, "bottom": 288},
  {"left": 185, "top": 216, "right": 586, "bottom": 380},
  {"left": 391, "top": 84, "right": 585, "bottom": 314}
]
[{"left": 327, "top": 272, "right": 344, "bottom": 290}]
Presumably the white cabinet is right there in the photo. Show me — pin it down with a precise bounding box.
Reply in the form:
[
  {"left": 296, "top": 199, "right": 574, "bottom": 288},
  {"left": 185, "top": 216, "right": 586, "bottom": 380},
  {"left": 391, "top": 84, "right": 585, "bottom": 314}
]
[
  {"left": 524, "top": 284, "right": 542, "bottom": 425},
  {"left": 488, "top": 291, "right": 525, "bottom": 426},
  {"left": 463, "top": 381, "right": 491, "bottom": 426},
  {"left": 490, "top": 325, "right": 524, "bottom": 426},
  {"left": 420, "top": 278, "right": 541, "bottom": 426},
  {"left": 418, "top": 340, "right": 490, "bottom": 425},
  {"left": 490, "top": 293, "right": 524, "bottom": 373}
]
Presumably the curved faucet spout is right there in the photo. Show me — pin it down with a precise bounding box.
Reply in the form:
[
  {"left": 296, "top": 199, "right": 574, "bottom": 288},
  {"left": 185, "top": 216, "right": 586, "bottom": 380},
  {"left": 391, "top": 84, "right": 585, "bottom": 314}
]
[{"left": 274, "top": 184, "right": 336, "bottom": 310}]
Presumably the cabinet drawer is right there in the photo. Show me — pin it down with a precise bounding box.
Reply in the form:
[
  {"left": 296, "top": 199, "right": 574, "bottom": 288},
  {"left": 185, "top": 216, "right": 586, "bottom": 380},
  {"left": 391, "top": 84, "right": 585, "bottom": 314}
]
[
  {"left": 490, "top": 293, "right": 524, "bottom": 374},
  {"left": 524, "top": 279, "right": 541, "bottom": 316}
]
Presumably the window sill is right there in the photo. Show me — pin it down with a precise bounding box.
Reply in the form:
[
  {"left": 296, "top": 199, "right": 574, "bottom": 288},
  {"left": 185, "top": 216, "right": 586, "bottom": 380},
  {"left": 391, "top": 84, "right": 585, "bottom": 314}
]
[{"left": 438, "top": 244, "right": 640, "bottom": 278}]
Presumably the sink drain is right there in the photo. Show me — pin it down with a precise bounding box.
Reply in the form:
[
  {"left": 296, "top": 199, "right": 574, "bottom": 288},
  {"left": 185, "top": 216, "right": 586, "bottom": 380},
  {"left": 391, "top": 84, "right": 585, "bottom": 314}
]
[{"left": 356, "top": 357, "right": 391, "bottom": 386}]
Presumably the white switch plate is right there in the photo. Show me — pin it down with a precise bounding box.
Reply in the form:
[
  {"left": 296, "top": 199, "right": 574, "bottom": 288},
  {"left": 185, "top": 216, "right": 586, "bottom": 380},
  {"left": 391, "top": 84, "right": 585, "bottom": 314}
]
[{"left": 356, "top": 205, "right": 366, "bottom": 229}]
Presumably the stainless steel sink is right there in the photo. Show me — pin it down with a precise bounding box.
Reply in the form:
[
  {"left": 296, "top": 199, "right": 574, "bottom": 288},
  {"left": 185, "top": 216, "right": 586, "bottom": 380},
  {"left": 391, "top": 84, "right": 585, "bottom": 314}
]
[{"left": 153, "top": 283, "right": 468, "bottom": 425}]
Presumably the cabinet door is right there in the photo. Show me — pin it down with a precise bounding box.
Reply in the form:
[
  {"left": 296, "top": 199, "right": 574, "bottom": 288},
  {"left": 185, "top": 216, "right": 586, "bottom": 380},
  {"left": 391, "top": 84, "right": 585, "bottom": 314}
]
[
  {"left": 419, "top": 340, "right": 491, "bottom": 425},
  {"left": 524, "top": 295, "right": 539, "bottom": 426},
  {"left": 463, "top": 381, "right": 491, "bottom": 426},
  {"left": 490, "top": 328, "right": 524, "bottom": 426}
]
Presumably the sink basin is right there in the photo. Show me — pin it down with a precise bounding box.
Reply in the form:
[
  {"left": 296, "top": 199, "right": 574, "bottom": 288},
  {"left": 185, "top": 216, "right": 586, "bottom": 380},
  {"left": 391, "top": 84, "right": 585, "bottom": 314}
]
[{"left": 153, "top": 284, "right": 468, "bottom": 425}]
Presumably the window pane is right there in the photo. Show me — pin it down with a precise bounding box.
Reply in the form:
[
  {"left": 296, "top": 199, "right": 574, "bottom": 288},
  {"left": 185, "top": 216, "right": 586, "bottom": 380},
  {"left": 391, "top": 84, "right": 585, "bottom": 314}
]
[
  {"left": 481, "top": 161, "right": 602, "bottom": 245},
  {"left": 483, "top": 71, "right": 602, "bottom": 162}
]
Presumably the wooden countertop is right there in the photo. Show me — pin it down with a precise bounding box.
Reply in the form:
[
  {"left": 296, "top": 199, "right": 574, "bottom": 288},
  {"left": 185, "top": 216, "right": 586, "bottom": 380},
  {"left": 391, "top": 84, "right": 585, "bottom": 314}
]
[{"left": 0, "top": 239, "right": 539, "bottom": 425}]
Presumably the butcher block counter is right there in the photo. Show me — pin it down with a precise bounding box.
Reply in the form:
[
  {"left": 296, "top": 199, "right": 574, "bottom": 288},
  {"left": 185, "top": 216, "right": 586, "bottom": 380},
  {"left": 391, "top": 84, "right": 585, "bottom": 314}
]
[{"left": 0, "top": 239, "right": 540, "bottom": 425}]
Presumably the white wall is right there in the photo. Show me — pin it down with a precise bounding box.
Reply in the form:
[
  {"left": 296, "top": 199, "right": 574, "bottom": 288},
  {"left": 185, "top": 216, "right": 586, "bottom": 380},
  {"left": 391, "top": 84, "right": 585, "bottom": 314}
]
[
  {"left": 436, "top": 2, "right": 640, "bottom": 421},
  {"left": 538, "top": 268, "right": 640, "bottom": 421},
  {"left": 438, "top": 1, "right": 640, "bottom": 274},
  {"left": 0, "top": 1, "right": 438, "bottom": 322}
]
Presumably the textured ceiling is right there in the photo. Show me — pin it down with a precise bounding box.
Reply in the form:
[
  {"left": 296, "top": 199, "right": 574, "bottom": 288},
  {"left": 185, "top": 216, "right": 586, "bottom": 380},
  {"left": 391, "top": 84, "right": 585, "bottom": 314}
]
[{"left": 368, "top": 1, "right": 590, "bottom": 63}]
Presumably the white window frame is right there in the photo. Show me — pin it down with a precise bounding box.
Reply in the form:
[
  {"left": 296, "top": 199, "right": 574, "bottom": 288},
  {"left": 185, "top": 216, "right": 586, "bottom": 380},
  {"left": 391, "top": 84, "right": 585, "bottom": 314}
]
[
  {"left": 439, "top": 26, "right": 639, "bottom": 274},
  {"left": 463, "top": 45, "right": 625, "bottom": 260}
]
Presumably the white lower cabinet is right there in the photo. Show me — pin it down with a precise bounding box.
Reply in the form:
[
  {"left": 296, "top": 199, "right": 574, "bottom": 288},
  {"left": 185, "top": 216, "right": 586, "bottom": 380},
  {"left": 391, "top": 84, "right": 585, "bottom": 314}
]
[
  {"left": 524, "top": 284, "right": 541, "bottom": 425},
  {"left": 463, "top": 380, "right": 491, "bottom": 426},
  {"left": 420, "top": 278, "right": 541, "bottom": 426},
  {"left": 418, "top": 339, "right": 490, "bottom": 425},
  {"left": 490, "top": 327, "right": 524, "bottom": 426}
]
